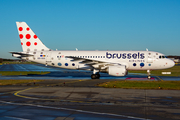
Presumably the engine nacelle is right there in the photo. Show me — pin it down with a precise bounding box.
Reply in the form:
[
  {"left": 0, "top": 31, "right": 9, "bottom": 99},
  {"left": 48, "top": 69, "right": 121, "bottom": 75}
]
[
  {"left": 108, "top": 65, "right": 128, "bottom": 76},
  {"left": 12, "top": 54, "right": 21, "bottom": 58}
]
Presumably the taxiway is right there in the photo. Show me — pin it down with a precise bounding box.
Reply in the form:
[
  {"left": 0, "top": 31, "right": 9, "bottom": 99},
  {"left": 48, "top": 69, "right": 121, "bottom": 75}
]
[
  {"left": 0, "top": 64, "right": 180, "bottom": 119},
  {"left": 0, "top": 79, "right": 180, "bottom": 120}
]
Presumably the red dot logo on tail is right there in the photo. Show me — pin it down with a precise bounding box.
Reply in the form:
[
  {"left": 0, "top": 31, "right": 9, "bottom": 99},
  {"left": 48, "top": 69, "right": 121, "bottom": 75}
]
[
  {"left": 26, "top": 34, "right": 31, "bottom": 39},
  {"left": 34, "top": 42, "right": 37, "bottom": 46},
  {"left": 19, "top": 27, "right": 23, "bottom": 31},
  {"left": 21, "top": 42, "right": 23, "bottom": 45},
  {"left": 26, "top": 41, "right": 31, "bottom": 46},
  {"left": 34, "top": 35, "right": 37, "bottom": 39},
  {"left": 19, "top": 34, "right": 23, "bottom": 39},
  {"left": 26, "top": 27, "right": 30, "bottom": 31}
]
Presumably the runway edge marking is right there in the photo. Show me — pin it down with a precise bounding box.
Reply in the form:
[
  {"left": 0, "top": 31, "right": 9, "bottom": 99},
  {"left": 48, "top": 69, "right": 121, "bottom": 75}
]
[{"left": 0, "top": 100, "right": 150, "bottom": 120}]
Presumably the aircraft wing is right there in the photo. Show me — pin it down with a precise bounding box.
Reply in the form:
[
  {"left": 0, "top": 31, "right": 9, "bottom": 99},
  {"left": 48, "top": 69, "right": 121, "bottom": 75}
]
[
  {"left": 67, "top": 56, "right": 120, "bottom": 70},
  {"left": 67, "top": 56, "right": 105, "bottom": 64}
]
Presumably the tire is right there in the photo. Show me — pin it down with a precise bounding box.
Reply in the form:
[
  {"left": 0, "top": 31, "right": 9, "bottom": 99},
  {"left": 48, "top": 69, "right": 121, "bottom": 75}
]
[
  {"left": 91, "top": 74, "right": 100, "bottom": 79},
  {"left": 91, "top": 74, "right": 97, "bottom": 79},
  {"left": 95, "top": 74, "right": 100, "bottom": 79}
]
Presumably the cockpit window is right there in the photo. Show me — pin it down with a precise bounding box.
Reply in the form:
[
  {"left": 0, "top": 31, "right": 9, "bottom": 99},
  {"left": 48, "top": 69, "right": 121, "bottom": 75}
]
[
  {"left": 162, "top": 56, "right": 166, "bottom": 58},
  {"left": 159, "top": 56, "right": 167, "bottom": 59}
]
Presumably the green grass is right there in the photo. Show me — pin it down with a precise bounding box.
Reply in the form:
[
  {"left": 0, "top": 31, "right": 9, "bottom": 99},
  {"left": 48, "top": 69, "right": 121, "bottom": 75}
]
[
  {"left": 0, "top": 80, "right": 44, "bottom": 85},
  {"left": 129, "top": 66, "right": 180, "bottom": 76},
  {"left": 0, "top": 71, "right": 50, "bottom": 76},
  {"left": 98, "top": 81, "right": 180, "bottom": 90}
]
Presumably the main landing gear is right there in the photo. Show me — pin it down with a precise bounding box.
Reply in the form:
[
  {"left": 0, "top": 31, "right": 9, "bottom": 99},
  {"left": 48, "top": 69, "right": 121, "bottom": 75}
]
[
  {"left": 91, "top": 69, "right": 100, "bottom": 79},
  {"left": 147, "top": 70, "right": 151, "bottom": 79},
  {"left": 91, "top": 74, "right": 100, "bottom": 79}
]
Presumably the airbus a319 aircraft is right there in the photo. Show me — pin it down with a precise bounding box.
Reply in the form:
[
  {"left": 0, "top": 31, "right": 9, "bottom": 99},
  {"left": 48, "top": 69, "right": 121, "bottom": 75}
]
[{"left": 11, "top": 22, "right": 175, "bottom": 79}]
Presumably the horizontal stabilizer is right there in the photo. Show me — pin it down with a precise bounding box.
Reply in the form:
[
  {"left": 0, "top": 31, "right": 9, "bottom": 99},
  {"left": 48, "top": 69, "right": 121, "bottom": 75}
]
[{"left": 10, "top": 52, "right": 34, "bottom": 58}]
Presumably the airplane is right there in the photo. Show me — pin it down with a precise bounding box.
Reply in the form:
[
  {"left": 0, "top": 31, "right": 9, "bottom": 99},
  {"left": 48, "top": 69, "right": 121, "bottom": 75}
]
[{"left": 11, "top": 22, "right": 175, "bottom": 79}]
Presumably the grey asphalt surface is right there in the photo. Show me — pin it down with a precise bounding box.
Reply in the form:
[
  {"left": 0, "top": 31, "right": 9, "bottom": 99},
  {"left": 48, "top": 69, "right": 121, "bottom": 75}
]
[
  {"left": 0, "top": 79, "right": 180, "bottom": 120},
  {"left": 0, "top": 64, "right": 180, "bottom": 120}
]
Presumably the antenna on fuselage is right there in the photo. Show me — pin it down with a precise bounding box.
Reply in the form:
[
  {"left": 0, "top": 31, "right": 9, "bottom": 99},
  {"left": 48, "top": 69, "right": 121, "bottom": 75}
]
[
  {"left": 146, "top": 48, "right": 148, "bottom": 51},
  {"left": 76, "top": 48, "right": 78, "bottom": 51}
]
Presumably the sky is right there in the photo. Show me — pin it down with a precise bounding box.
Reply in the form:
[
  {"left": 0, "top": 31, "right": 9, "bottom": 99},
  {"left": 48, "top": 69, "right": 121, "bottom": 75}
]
[{"left": 0, "top": 0, "right": 180, "bottom": 59}]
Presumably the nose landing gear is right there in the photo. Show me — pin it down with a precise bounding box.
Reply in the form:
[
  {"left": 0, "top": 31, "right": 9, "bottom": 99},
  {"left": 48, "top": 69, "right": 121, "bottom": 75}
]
[{"left": 147, "top": 70, "right": 151, "bottom": 79}]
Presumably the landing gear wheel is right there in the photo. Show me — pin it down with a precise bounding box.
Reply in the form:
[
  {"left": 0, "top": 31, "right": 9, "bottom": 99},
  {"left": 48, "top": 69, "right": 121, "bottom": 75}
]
[
  {"left": 95, "top": 74, "right": 100, "bottom": 79},
  {"left": 91, "top": 74, "right": 96, "bottom": 79},
  {"left": 91, "top": 74, "right": 100, "bottom": 79},
  {"left": 147, "top": 70, "right": 151, "bottom": 79},
  {"left": 148, "top": 75, "right": 151, "bottom": 79}
]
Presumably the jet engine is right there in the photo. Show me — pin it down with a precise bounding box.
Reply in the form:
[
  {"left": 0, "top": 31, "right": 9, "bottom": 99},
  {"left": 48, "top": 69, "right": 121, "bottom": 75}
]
[{"left": 108, "top": 65, "right": 128, "bottom": 76}]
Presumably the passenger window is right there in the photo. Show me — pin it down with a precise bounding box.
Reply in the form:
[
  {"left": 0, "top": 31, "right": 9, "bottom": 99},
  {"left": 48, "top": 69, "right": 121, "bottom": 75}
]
[{"left": 159, "top": 56, "right": 161, "bottom": 59}]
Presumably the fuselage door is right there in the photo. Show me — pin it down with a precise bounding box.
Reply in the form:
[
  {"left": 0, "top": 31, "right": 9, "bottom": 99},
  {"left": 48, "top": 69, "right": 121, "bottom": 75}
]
[
  {"left": 46, "top": 52, "right": 52, "bottom": 64},
  {"left": 147, "top": 53, "right": 153, "bottom": 63}
]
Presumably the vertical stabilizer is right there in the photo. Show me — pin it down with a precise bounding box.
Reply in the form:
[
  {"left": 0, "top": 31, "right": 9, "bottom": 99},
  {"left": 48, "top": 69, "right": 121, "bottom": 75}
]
[{"left": 16, "top": 22, "right": 49, "bottom": 52}]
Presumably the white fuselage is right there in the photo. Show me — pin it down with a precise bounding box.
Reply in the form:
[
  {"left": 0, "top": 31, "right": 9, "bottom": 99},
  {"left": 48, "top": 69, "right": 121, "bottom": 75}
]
[{"left": 21, "top": 50, "right": 174, "bottom": 71}]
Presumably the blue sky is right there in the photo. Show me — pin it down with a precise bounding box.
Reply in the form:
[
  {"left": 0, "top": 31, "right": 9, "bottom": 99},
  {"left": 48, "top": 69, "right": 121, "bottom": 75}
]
[{"left": 0, "top": 0, "right": 180, "bottom": 59}]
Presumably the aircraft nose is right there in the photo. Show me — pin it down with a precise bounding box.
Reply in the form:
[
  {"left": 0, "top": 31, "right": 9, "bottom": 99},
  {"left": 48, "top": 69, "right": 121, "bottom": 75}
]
[{"left": 168, "top": 59, "right": 175, "bottom": 68}]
